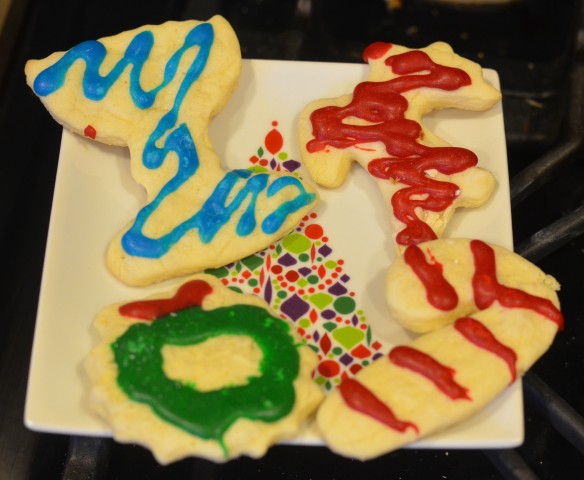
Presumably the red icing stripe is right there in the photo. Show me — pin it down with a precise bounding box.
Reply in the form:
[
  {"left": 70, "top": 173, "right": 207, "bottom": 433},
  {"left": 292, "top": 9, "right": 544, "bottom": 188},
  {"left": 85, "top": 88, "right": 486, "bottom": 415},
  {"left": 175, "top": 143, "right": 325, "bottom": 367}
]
[
  {"left": 118, "top": 279, "right": 213, "bottom": 321},
  {"left": 404, "top": 245, "right": 458, "bottom": 311},
  {"left": 339, "top": 378, "right": 419, "bottom": 434},
  {"left": 454, "top": 316, "right": 517, "bottom": 383},
  {"left": 389, "top": 345, "right": 471, "bottom": 401},
  {"left": 470, "top": 240, "right": 564, "bottom": 330}
]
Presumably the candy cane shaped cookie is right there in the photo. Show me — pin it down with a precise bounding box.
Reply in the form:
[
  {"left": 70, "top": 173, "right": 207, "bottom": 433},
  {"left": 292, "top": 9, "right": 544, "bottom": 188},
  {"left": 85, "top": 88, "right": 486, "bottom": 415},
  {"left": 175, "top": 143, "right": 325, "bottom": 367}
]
[
  {"left": 25, "top": 17, "right": 317, "bottom": 286},
  {"left": 299, "top": 42, "right": 500, "bottom": 251},
  {"left": 317, "top": 238, "right": 562, "bottom": 460}
]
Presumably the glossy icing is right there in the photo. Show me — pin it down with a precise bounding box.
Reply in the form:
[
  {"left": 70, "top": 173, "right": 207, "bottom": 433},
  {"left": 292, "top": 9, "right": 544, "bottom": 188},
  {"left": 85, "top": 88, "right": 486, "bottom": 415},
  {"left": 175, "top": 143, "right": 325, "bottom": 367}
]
[
  {"left": 306, "top": 44, "right": 477, "bottom": 246},
  {"left": 119, "top": 278, "right": 213, "bottom": 320},
  {"left": 470, "top": 239, "right": 564, "bottom": 329},
  {"left": 403, "top": 244, "right": 458, "bottom": 311},
  {"left": 454, "top": 317, "right": 517, "bottom": 383},
  {"left": 33, "top": 22, "right": 316, "bottom": 259},
  {"left": 339, "top": 378, "right": 418, "bottom": 434},
  {"left": 340, "top": 239, "right": 562, "bottom": 434},
  {"left": 114, "top": 279, "right": 300, "bottom": 455},
  {"left": 389, "top": 345, "right": 470, "bottom": 401}
]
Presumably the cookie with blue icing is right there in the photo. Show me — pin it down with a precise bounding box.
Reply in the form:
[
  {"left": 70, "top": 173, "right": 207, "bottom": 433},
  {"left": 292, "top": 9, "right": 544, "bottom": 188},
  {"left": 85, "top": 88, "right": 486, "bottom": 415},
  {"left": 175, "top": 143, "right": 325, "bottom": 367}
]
[{"left": 25, "top": 16, "right": 318, "bottom": 286}]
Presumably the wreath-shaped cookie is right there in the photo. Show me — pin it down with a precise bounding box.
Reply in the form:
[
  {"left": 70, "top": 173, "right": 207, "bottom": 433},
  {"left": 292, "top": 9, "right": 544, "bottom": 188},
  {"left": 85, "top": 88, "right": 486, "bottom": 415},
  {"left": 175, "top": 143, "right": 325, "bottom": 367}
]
[{"left": 85, "top": 275, "right": 323, "bottom": 463}]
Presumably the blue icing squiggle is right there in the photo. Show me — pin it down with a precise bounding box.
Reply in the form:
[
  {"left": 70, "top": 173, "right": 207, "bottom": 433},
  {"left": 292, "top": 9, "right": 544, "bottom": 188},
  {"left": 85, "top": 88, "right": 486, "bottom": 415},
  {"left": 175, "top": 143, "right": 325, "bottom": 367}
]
[
  {"left": 123, "top": 169, "right": 316, "bottom": 258},
  {"left": 34, "top": 22, "right": 316, "bottom": 259},
  {"left": 35, "top": 31, "right": 163, "bottom": 108}
]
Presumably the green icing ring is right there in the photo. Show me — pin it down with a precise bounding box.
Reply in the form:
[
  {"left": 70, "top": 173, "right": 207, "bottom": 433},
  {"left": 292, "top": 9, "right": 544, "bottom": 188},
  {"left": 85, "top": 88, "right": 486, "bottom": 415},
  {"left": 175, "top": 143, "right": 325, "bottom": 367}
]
[{"left": 111, "top": 304, "right": 300, "bottom": 450}]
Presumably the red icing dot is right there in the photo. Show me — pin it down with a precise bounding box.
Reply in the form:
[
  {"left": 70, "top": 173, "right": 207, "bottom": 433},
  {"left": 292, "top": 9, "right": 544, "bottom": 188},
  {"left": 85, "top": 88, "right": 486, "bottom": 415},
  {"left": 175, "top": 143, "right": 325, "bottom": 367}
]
[{"left": 84, "top": 125, "right": 97, "bottom": 139}]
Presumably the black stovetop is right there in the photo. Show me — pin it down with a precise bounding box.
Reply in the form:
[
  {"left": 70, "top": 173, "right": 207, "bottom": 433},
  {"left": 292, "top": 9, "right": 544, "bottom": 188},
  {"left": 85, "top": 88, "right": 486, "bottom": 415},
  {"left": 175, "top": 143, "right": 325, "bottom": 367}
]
[{"left": 1, "top": 0, "right": 583, "bottom": 478}]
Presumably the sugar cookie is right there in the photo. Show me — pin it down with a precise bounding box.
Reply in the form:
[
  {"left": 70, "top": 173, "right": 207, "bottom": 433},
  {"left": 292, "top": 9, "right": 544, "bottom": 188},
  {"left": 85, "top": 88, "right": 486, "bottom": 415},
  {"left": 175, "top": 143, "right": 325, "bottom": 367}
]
[
  {"left": 85, "top": 274, "right": 323, "bottom": 464},
  {"left": 317, "top": 239, "right": 562, "bottom": 460},
  {"left": 299, "top": 41, "right": 500, "bottom": 251},
  {"left": 25, "top": 17, "right": 318, "bottom": 286}
]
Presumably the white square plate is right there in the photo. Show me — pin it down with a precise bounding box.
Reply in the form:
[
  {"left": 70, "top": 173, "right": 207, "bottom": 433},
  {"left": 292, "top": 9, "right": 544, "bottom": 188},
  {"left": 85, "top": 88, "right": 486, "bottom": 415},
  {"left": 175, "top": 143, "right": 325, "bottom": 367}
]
[{"left": 25, "top": 58, "right": 519, "bottom": 450}]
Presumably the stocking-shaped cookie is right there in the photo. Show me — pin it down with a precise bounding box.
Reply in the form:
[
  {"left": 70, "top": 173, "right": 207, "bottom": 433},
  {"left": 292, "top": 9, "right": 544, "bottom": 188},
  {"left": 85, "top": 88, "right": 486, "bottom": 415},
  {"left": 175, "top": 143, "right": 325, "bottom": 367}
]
[
  {"left": 299, "top": 41, "right": 500, "bottom": 252},
  {"left": 26, "top": 16, "right": 318, "bottom": 286}
]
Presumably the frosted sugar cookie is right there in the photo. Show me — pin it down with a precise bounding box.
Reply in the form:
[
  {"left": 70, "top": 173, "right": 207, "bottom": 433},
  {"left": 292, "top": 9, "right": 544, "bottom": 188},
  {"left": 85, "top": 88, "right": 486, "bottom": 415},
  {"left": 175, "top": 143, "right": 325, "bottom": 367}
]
[
  {"left": 317, "top": 239, "right": 562, "bottom": 460},
  {"left": 299, "top": 41, "right": 500, "bottom": 252},
  {"left": 25, "top": 17, "right": 318, "bottom": 286},
  {"left": 85, "top": 274, "right": 323, "bottom": 464}
]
